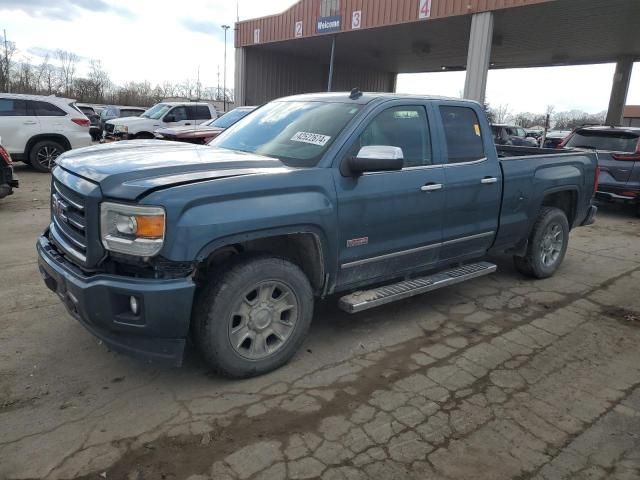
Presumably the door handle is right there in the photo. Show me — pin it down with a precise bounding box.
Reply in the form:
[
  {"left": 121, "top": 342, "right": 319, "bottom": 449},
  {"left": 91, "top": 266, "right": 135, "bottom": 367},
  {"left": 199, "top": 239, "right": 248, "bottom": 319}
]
[
  {"left": 421, "top": 183, "right": 443, "bottom": 192},
  {"left": 23, "top": 121, "right": 37, "bottom": 125},
  {"left": 481, "top": 177, "right": 498, "bottom": 184},
  {"left": 185, "top": 123, "right": 192, "bottom": 126}
]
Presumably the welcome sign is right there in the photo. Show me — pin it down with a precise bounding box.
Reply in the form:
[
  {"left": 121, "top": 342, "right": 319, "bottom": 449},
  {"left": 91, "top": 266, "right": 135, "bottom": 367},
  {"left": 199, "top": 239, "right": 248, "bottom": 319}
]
[{"left": 317, "top": 15, "right": 341, "bottom": 33}]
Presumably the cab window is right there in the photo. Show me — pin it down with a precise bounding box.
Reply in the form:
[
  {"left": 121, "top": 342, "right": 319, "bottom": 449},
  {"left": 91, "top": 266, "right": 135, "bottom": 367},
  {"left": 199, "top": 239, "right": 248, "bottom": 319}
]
[
  {"left": 168, "top": 106, "right": 187, "bottom": 122},
  {"left": 439, "top": 106, "right": 485, "bottom": 163},
  {"left": 354, "top": 106, "right": 432, "bottom": 168}
]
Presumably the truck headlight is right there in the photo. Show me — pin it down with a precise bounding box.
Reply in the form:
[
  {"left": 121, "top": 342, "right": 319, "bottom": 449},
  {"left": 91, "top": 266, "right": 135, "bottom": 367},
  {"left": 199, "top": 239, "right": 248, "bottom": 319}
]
[
  {"left": 100, "top": 202, "right": 165, "bottom": 257},
  {"left": 114, "top": 125, "right": 128, "bottom": 134}
]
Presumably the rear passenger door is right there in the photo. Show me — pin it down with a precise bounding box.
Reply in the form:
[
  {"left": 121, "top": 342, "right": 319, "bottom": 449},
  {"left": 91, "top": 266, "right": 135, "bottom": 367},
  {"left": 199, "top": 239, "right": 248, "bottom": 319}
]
[
  {"left": 436, "top": 104, "right": 502, "bottom": 261},
  {"left": 30, "top": 100, "right": 69, "bottom": 134},
  {"left": 191, "top": 105, "right": 212, "bottom": 125},
  {"left": 0, "top": 98, "right": 40, "bottom": 155}
]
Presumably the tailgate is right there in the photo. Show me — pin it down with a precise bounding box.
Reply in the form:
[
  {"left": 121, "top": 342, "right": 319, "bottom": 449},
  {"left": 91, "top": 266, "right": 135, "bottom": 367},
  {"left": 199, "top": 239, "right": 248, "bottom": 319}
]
[{"left": 597, "top": 151, "right": 635, "bottom": 184}]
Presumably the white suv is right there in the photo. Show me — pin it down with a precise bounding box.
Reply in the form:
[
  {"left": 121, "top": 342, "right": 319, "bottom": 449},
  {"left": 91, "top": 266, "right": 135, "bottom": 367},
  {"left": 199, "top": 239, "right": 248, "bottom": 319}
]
[
  {"left": 106, "top": 102, "right": 217, "bottom": 140},
  {"left": 0, "top": 93, "right": 93, "bottom": 172}
]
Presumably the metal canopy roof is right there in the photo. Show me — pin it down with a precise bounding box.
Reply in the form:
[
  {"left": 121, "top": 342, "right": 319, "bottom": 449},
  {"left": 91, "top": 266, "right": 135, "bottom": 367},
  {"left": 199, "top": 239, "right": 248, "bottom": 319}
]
[{"left": 240, "top": 0, "right": 640, "bottom": 74}]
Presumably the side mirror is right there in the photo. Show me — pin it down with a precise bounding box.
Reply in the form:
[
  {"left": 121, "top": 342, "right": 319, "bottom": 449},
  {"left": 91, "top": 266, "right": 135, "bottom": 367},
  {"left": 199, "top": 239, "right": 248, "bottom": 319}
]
[
  {"left": 349, "top": 146, "right": 404, "bottom": 175},
  {"left": 164, "top": 115, "right": 176, "bottom": 123}
]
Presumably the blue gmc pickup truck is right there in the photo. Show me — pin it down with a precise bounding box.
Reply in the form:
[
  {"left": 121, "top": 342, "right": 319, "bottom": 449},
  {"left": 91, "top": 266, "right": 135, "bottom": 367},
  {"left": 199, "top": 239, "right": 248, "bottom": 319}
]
[{"left": 37, "top": 92, "right": 598, "bottom": 378}]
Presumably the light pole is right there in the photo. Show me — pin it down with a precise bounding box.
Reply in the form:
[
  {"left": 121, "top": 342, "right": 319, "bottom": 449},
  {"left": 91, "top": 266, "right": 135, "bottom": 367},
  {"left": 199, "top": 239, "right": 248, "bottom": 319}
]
[{"left": 221, "top": 24, "right": 230, "bottom": 112}]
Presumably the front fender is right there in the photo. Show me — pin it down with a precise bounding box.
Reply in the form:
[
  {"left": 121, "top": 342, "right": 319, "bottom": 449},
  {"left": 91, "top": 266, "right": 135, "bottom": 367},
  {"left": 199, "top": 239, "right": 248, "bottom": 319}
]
[{"left": 142, "top": 168, "right": 338, "bottom": 271}]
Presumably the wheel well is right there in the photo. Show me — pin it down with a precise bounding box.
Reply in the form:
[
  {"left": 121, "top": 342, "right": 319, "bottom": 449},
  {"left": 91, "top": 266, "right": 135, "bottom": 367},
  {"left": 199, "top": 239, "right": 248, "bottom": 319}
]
[
  {"left": 541, "top": 190, "right": 577, "bottom": 226},
  {"left": 197, "top": 233, "right": 325, "bottom": 294},
  {"left": 25, "top": 134, "right": 71, "bottom": 158},
  {"left": 134, "top": 132, "right": 154, "bottom": 139}
]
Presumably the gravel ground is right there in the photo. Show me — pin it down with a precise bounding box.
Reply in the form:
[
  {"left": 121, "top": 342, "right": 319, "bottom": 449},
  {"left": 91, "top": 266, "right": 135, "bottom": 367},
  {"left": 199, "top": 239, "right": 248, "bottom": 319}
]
[{"left": 1, "top": 164, "right": 640, "bottom": 480}]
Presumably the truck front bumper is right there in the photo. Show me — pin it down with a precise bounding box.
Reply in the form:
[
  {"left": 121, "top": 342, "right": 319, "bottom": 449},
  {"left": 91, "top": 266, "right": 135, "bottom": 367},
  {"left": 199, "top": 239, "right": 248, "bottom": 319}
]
[{"left": 37, "top": 233, "right": 196, "bottom": 366}]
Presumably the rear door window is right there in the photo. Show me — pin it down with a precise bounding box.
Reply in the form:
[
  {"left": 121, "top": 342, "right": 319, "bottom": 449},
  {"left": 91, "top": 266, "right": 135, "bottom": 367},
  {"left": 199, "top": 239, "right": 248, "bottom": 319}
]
[
  {"left": 439, "top": 106, "right": 485, "bottom": 163},
  {"left": 194, "top": 105, "right": 212, "bottom": 120},
  {"left": 31, "top": 101, "right": 67, "bottom": 117},
  {"left": 565, "top": 130, "right": 639, "bottom": 152},
  {"left": 0, "top": 98, "right": 29, "bottom": 116}
]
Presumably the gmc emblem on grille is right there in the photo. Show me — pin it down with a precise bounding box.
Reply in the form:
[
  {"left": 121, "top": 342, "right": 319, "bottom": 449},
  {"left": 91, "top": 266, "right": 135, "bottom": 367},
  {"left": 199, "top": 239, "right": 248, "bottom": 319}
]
[{"left": 53, "top": 196, "right": 68, "bottom": 223}]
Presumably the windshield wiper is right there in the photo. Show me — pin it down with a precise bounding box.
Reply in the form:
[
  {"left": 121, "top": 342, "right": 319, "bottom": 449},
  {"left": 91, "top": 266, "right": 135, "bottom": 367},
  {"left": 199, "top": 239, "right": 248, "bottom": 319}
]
[{"left": 571, "top": 145, "right": 597, "bottom": 150}]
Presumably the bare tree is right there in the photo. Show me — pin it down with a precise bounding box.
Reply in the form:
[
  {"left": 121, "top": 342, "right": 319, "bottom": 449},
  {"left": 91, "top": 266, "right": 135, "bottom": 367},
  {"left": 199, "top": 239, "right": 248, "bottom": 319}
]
[
  {"left": 490, "top": 104, "right": 512, "bottom": 124},
  {"left": 88, "top": 59, "right": 110, "bottom": 100},
  {"left": 0, "top": 33, "right": 16, "bottom": 92},
  {"left": 56, "top": 49, "right": 79, "bottom": 96}
]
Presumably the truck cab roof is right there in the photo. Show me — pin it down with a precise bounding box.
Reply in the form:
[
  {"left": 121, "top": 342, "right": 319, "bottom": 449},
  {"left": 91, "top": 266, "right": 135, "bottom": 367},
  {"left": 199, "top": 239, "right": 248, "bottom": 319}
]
[{"left": 276, "top": 91, "right": 476, "bottom": 106}]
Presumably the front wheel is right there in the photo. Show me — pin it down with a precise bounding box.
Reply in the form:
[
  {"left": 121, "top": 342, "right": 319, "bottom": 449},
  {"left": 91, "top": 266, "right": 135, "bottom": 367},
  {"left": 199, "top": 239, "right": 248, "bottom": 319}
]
[
  {"left": 514, "top": 207, "right": 569, "bottom": 279},
  {"left": 29, "top": 140, "right": 66, "bottom": 172},
  {"left": 193, "top": 255, "right": 314, "bottom": 378}
]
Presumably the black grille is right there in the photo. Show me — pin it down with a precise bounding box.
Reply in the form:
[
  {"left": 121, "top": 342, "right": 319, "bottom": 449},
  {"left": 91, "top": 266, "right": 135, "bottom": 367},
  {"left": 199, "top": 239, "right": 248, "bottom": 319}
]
[
  {"left": 105, "top": 123, "right": 114, "bottom": 133},
  {"left": 51, "top": 180, "right": 88, "bottom": 262}
]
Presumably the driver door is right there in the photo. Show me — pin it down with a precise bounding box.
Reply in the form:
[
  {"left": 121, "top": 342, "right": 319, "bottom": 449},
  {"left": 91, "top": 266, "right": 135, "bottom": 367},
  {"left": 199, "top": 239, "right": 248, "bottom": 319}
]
[
  {"left": 333, "top": 103, "right": 445, "bottom": 289},
  {"left": 164, "top": 106, "right": 191, "bottom": 126}
]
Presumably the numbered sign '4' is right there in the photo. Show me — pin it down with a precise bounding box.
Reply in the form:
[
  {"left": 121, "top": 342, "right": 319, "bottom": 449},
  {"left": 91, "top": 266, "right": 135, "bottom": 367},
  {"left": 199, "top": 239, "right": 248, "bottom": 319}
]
[{"left": 419, "top": 0, "right": 432, "bottom": 19}]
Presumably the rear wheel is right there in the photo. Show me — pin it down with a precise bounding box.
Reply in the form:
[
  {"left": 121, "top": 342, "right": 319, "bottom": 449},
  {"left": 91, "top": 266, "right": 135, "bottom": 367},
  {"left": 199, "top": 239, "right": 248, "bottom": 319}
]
[
  {"left": 193, "top": 255, "right": 314, "bottom": 378},
  {"left": 28, "top": 140, "right": 65, "bottom": 172},
  {"left": 514, "top": 207, "right": 569, "bottom": 279}
]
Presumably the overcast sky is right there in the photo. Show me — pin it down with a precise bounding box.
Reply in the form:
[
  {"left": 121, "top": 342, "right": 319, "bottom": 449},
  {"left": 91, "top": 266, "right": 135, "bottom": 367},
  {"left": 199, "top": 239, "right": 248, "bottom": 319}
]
[{"left": 1, "top": 0, "right": 638, "bottom": 114}]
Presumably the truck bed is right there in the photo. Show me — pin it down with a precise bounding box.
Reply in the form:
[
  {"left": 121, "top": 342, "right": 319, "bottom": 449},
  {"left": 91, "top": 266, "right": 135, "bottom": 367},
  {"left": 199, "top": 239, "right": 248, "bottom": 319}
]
[{"left": 493, "top": 147, "right": 598, "bottom": 253}]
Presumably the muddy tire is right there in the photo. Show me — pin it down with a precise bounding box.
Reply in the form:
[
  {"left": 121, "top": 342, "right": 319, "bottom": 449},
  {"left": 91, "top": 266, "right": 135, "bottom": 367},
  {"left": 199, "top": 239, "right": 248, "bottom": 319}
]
[
  {"left": 514, "top": 207, "right": 569, "bottom": 279},
  {"left": 193, "top": 255, "right": 314, "bottom": 378},
  {"left": 29, "top": 140, "right": 66, "bottom": 172}
]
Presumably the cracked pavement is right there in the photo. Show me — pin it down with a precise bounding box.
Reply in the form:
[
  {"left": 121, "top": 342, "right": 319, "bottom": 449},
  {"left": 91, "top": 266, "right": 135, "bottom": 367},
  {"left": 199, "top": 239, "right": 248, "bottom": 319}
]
[{"left": 1, "top": 167, "right": 640, "bottom": 480}]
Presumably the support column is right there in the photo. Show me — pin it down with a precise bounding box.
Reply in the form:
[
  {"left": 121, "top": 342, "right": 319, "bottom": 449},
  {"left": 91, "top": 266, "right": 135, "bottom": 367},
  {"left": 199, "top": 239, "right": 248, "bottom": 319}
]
[
  {"left": 234, "top": 47, "right": 247, "bottom": 106},
  {"left": 605, "top": 57, "right": 633, "bottom": 126},
  {"left": 463, "top": 11, "right": 494, "bottom": 104}
]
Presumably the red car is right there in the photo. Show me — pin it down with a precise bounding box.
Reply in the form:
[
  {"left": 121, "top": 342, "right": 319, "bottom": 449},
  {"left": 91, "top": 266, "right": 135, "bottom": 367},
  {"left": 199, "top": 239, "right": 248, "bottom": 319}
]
[{"left": 154, "top": 106, "right": 256, "bottom": 144}]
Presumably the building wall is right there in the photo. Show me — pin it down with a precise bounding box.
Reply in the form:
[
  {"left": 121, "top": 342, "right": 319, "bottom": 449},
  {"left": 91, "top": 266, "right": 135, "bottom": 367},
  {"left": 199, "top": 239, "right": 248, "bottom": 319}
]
[
  {"left": 236, "top": 0, "right": 553, "bottom": 47},
  {"left": 239, "top": 47, "right": 395, "bottom": 106},
  {"left": 623, "top": 105, "right": 640, "bottom": 127}
]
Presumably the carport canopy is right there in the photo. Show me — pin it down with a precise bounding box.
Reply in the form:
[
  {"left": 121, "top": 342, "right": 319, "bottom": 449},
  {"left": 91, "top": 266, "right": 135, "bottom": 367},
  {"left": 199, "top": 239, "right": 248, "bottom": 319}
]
[{"left": 234, "top": 0, "right": 640, "bottom": 124}]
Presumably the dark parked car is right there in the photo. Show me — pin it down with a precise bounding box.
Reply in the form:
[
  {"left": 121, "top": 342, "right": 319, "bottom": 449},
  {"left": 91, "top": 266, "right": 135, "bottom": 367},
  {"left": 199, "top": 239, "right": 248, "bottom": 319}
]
[
  {"left": 542, "top": 130, "right": 572, "bottom": 149},
  {"left": 0, "top": 138, "right": 18, "bottom": 199},
  {"left": 563, "top": 126, "right": 640, "bottom": 216},
  {"left": 37, "top": 92, "right": 598, "bottom": 378},
  {"left": 100, "top": 105, "right": 146, "bottom": 138},
  {"left": 154, "top": 106, "right": 256, "bottom": 144},
  {"left": 76, "top": 104, "right": 102, "bottom": 141},
  {"left": 492, "top": 124, "right": 538, "bottom": 146}
]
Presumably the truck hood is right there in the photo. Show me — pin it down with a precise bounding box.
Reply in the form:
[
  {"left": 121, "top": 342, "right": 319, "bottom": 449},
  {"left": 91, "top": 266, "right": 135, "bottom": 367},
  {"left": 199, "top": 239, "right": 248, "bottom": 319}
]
[
  {"left": 56, "top": 140, "right": 291, "bottom": 200},
  {"left": 155, "top": 125, "right": 224, "bottom": 138},
  {"left": 106, "top": 116, "right": 154, "bottom": 127}
]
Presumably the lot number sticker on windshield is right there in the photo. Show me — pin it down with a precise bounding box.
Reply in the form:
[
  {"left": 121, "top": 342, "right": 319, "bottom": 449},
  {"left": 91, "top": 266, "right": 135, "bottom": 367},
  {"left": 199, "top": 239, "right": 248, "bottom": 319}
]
[{"left": 291, "top": 131, "right": 331, "bottom": 146}]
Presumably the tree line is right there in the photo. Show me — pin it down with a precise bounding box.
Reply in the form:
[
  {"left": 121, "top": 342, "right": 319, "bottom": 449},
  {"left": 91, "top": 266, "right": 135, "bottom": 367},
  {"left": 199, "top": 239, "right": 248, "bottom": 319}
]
[
  {"left": 486, "top": 103, "right": 606, "bottom": 130},
  {"left": 0, "top": 36, "right": 233, "bottom": 107}
]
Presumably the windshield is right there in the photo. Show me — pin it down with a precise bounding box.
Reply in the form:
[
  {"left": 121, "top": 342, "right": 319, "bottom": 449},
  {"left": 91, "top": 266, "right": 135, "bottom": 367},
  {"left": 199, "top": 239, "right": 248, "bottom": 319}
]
[
  {"left": 210, "top": 101, "right": 363, "bottom": 167},
  {"left": 209, "top": 108, "right": 254, "bottom": 129},
  {"left": 142, "top": 103, "right": 171, "bottom": 120},
  {"left": 565, "top": 130, "right": 639, "bottom": 152}
]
